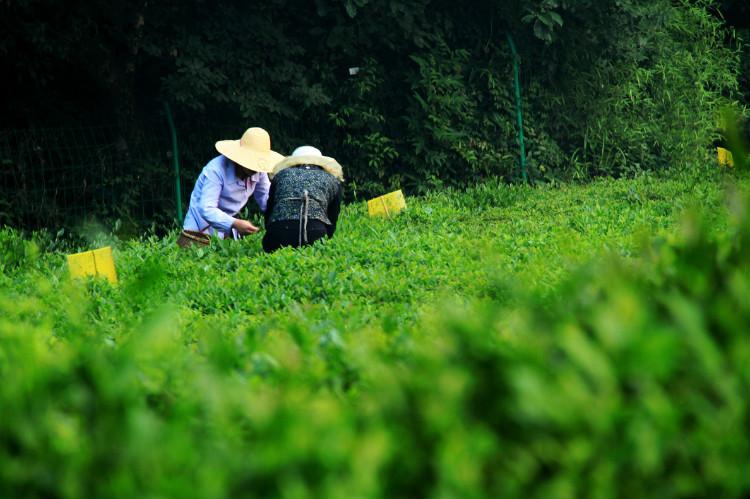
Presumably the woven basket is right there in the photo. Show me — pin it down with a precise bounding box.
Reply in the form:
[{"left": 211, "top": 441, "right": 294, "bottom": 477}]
[{"left": 177, "top": 230, "right": 210, "bottom": 248}]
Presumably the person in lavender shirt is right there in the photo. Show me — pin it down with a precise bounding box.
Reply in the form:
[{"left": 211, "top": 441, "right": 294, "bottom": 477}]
[{"left": 178, "top": 127, "right": 284, "bottom": 248}]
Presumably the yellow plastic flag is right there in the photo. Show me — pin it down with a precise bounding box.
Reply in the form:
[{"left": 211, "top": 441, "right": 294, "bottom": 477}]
[
  {"left": 367, "top": 190, "right": 406, "bottom": 218},
  {"left": 66, "top": 246, "right": 118, "bottom": 284},
  {"left": 717, "top": 147, "right": 734, "bottom": 167}
]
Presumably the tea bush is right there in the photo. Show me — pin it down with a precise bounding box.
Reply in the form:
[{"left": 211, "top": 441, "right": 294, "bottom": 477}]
[{"left": 1, "top": 169, "right": 750, "bottom": 497}]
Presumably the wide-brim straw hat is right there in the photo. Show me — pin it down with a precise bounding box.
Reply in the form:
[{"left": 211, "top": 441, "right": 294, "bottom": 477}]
[
  {"left": 271, "top": 145, "right": 344, "bottom": 180},
  {"left": 215, "top": 127, "right": 284, "bottom": 173}
]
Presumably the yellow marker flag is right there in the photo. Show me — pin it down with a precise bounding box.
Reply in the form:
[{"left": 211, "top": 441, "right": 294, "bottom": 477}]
[
  {"left": 66, "top": 246, "right": 118, "bottom": 284},
  {"left": 717, "top": 147, "right": 734, "bottom": 167},
  {"left": 367, "top": 190, "right": 406, "bottom": 218}
]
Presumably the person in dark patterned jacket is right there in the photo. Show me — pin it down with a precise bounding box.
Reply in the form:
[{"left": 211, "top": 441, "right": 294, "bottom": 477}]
[{"left": 262, "top": 146, "right": 344, "bottom": 253}]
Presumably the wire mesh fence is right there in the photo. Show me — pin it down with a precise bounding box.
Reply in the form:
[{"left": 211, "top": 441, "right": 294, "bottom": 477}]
[
  {"left": 0, "top": 116, "right": 313, "bottom": 234},
  {"left": 0, "top": 124, "right": 176, "bottom": 232}
]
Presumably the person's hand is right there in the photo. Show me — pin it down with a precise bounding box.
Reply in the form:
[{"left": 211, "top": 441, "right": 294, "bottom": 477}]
[{"left": 232, "top": 219, "right": 260, "bottom": 235}]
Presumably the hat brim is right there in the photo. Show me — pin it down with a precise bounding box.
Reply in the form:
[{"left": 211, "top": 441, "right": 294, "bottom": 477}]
[
  {"left": 271, "top": 155, "right": 344, "bottom": 181},
  {"left": 215, "top": 140, "right": 284, "bottom": 173}
]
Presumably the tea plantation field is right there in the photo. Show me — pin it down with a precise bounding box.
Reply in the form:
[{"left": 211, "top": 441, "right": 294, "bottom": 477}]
[{"left": 2, "top": 168, "right": 750, "bottom": 498}]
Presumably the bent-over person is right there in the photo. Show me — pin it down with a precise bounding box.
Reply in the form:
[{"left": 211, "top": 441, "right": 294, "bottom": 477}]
[
  {"left": 262, "top": 146, "right": 343, "bottom": 253},
  {"left": 178, "top": 127, "right": 283, "bottom": 248}
]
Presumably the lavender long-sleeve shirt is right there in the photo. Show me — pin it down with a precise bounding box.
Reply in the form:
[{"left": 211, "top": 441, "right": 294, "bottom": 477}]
[{"left": 182, "top": 155, "right": 270, "bottom": 237}]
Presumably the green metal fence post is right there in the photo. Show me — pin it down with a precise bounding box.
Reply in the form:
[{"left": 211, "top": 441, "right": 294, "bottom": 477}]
[
  {"left": 506, "top": 33, "right": 528, "bottom": 183},
  {"left": 164, "top": 101, "right": 183, "bottom": 222}
]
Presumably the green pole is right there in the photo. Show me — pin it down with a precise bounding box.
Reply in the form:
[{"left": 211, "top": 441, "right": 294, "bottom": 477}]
[
  {"left": 506, "top": 33, "right": 527, "bottom": 183},
  {"left": 164, "top": 101, "right": 183, "bottom": 222}
]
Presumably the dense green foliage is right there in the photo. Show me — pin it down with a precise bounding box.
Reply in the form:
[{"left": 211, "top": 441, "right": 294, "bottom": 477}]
[
  {"left": 2, "top": 169, "right": 750, "bottom": 497},
  {"left": 724, "top": 1, "right": 750, "bottom": 106},
  {"left": 1, "top": 1, "right": 743, "bottom": 203},
  {"left": 3, "top": 1, "right": 750, "bottom": 494}
]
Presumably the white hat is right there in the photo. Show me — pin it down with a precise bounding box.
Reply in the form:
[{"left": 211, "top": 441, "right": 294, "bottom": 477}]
[
  {"left": 292, "top": 145, "right": 323, "bottom": 157},
  {"left": 271, "top": 145, "right": 344, "bottom": 180}
]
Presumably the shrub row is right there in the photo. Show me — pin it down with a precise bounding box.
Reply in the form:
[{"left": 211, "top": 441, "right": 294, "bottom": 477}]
[{"left": 1, "top": 171, "right": 749, "bottom": 497}]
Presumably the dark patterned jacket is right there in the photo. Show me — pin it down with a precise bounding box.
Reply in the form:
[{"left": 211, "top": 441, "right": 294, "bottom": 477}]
[{"left": 264, "top": 165, "right": 342, "bottom": 232}]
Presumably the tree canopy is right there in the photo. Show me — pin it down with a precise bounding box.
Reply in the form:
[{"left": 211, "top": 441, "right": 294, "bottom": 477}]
[{"left": 0, "top": 0, "right": 746, "bottom": 197}]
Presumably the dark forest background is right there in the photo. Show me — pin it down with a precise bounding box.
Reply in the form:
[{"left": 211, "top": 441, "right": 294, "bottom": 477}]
[{"left": 1, "top": 0, "right": 748, "bottom": 230}]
